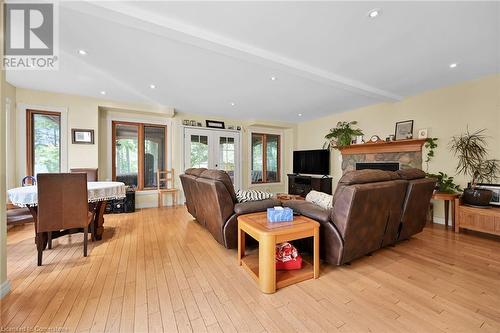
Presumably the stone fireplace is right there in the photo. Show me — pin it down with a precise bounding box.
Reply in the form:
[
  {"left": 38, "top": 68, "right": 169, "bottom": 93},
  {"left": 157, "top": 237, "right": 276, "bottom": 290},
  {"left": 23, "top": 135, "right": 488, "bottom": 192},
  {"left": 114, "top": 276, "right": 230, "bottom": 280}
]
[
  {"left": 356, "top": 162, "right": 400, "bottom": 171},
  {"left": 339, "top": 139, "right": 426, "bottom": 174}
]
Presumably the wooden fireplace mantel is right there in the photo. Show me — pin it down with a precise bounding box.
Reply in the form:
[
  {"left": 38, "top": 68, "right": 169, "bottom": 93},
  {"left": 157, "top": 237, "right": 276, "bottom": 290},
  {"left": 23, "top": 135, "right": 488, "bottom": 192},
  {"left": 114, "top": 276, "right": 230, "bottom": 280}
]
[{"left": 338, "top": 139, "right": 427, "bottom": 155}]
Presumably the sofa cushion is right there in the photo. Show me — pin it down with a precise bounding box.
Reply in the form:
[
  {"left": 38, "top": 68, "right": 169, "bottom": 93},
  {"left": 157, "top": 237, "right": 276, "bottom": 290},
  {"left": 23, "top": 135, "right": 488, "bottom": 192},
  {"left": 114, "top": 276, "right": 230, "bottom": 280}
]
[
  {"left": 200, "top": 169, "right": 237, "bottom": 202},
  {"left": 236, "top": 189, "right": 273, "bottom": 203},
  {"left": 338, "top": 169, "right": 399, "bottom": 185},
  {"left": 185, "top": 168, "right": 207, "bottom": 177},
  {"left": 396, "top": 168, "right": 426, "bottom": 180},
  {"left": 283, "top": 200, "right": 330, "bottom": 223},
  {"left": 305, "top": 190, "right": 333, "bottom": 210},
  {"left": 234, "top": 198, "right": 281, "bottom": 215}
]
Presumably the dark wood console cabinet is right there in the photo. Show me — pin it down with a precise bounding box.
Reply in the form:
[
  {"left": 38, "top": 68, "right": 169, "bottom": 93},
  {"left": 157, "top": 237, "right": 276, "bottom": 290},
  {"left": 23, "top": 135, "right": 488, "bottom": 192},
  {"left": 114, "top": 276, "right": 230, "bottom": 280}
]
[{"left": 288, "top": 174, "right": 332, "bottom": 197}]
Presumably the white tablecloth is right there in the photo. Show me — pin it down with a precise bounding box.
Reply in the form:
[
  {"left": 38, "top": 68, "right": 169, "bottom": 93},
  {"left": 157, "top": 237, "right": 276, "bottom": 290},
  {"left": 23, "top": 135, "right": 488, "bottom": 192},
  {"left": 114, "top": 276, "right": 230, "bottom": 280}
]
[{"left": 7, "top": 181, "right": 127, "bottom": 207}]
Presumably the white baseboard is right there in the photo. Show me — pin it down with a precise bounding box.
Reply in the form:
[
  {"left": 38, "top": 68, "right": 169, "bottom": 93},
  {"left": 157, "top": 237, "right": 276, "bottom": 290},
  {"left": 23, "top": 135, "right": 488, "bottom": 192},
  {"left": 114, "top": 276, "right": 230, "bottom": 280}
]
[
  {"left": 432, "top": 216, "right": 446, "bottom": 225},
  {"left": 0, "top": 280, "right": 11, "bottom": 299}
]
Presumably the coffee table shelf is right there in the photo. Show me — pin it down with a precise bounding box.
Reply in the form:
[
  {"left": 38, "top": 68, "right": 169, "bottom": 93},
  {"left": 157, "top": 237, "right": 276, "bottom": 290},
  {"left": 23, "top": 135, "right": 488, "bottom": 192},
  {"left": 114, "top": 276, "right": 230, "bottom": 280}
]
[
  {"left": 237, "top": 212, "right": 320, "bottom": 293},
  {"left": 241, "top": 252, "right": 314, "bottom": 289}
]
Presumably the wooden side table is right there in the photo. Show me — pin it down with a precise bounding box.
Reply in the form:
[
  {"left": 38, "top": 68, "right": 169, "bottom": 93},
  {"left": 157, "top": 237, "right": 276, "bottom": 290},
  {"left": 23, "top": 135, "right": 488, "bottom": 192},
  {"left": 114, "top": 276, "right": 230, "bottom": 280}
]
[
  {"left": 432, "top": 192, "right": 460, "bottom": 229},
  {"left": 237, "top": 212, "right": 320, "bottom": 294}
]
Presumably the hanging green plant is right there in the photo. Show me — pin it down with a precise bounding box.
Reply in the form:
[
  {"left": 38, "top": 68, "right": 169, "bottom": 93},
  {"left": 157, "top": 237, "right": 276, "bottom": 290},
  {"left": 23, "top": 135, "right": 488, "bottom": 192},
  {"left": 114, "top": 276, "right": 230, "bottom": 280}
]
[
  {"left": 323, "top": 121, "right": 364, "bottom": 150},
  {"left": 424, "top": 137, "right": 438, "bottom": 171}
]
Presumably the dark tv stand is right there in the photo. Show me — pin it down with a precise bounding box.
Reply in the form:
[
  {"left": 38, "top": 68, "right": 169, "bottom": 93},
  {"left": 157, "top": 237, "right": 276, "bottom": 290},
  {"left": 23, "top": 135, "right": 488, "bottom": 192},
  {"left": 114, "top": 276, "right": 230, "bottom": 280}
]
[{"left": 288, "top": 174, "right": 332, "bottom": 197}]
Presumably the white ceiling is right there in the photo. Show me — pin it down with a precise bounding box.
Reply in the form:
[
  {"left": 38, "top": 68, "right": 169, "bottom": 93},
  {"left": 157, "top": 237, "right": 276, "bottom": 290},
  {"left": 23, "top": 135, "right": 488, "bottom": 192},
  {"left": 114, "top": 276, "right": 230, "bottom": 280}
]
[{"left": 7, "top": 1, "right": 500, "bottom": 122}]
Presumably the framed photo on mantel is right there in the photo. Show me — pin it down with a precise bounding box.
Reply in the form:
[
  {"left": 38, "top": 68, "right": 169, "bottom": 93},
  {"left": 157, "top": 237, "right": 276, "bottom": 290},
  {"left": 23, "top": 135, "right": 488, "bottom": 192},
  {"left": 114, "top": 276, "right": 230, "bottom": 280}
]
[{"left": 394, "top": 120, "right": 414, "bottom": 140}]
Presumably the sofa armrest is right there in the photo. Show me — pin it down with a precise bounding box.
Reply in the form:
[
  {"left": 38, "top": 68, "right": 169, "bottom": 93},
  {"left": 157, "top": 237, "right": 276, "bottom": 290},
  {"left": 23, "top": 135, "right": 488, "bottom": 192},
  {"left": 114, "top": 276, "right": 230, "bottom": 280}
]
[
  {"left": 234, "top": 198, "right": 281, "bottom": 215},
  {"left": 283, "top": 200, "right": 331, "bottom": 223}
]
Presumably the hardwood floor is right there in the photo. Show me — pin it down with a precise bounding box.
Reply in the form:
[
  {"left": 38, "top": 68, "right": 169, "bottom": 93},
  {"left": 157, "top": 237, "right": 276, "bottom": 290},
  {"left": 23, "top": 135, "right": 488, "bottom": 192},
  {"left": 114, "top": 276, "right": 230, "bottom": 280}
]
[{"left": 2, "top": 206, "right": 500, "bottom": 332}]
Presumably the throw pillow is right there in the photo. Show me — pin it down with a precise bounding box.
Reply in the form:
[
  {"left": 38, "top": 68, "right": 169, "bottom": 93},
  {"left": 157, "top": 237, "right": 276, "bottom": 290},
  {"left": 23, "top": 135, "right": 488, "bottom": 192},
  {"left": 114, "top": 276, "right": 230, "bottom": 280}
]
[
  {"left": 305, "top": 190, "right": 333, "bottom": 210},
  {"left": 236, "top": 189, "right": 273, "bottom": 203}
]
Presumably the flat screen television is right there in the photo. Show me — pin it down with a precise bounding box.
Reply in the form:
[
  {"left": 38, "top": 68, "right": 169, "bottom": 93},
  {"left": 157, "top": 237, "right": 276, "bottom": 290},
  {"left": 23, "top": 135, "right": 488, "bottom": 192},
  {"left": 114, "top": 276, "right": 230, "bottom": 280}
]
[{"left": 293, "top": 149, "right": 330, "bottom": 175}]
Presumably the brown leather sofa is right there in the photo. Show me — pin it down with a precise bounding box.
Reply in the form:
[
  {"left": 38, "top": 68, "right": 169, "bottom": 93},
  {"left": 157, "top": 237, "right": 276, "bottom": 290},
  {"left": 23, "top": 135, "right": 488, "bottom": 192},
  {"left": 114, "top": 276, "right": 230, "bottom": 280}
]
[
  {"left": 180, "top": 168, "right": 281, "bottom": 248},
  {"left": 284, "top": 169, "right": 435, "bottom": 265}
]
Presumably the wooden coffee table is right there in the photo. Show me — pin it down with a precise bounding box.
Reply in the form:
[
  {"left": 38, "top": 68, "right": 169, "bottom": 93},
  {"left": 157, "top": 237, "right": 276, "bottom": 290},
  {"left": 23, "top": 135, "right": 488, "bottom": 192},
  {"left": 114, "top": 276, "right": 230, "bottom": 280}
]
[{"left": 237, "top": 212, "right": 320, "bottom": 294}]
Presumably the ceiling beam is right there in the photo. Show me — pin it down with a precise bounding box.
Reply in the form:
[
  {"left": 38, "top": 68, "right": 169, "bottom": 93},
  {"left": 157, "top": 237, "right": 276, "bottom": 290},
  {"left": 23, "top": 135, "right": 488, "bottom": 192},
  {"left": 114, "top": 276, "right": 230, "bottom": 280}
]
[{"left": 63, "top": 1, "right": 403, "bottom": 102}]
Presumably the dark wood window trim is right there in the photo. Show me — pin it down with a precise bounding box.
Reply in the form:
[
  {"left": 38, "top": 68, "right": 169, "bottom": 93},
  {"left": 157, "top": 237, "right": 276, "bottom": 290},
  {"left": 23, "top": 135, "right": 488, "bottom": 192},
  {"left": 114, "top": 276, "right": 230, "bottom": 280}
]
[
  {"left": 251, "top": 132, "right": 281, "bottom": 184},
  {"left": 26, "top": 109, "right": 62, "bottom": 176},
  {"left": 111, "top": 120, "right": 167, "bottom": 190}
]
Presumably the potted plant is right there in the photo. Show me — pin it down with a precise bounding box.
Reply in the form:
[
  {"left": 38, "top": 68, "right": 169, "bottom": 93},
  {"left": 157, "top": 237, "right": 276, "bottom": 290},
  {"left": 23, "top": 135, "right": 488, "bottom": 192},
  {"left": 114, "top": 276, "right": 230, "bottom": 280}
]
[
  {"left": 449, "top": 128, "right": 500, "bottom": 207},
  {"left": 323, "top": 121, "right": 364, "bottom": 150},
  {"left": 426, "top": 172, "right": 461, "bottom": 194}
]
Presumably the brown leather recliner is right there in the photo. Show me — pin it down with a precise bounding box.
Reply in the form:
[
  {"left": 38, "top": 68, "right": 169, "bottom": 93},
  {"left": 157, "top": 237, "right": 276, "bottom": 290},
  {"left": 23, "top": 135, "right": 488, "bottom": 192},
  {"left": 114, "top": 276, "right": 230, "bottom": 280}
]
[
  {"left": 395, "top": 169, "right": 436, "bottom": 241},
  {"left": 285, "top": 169, "right": 435, "bottom": 265},
  {"left": 327, "top": 171, "right": 407, "bottom": 264},
  {"left": 180, "top": 168, "right": 281, "bottom": 248},
  {"left": 179, "top": 168, "right": 206, "bottom": 218}
]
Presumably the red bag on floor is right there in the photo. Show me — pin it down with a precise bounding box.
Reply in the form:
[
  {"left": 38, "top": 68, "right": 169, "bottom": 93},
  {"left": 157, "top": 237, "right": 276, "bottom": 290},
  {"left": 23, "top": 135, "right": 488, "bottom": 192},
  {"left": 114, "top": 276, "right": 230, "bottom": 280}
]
[{"left": 275, "top": 242, "right": 302, "bottom": 270}]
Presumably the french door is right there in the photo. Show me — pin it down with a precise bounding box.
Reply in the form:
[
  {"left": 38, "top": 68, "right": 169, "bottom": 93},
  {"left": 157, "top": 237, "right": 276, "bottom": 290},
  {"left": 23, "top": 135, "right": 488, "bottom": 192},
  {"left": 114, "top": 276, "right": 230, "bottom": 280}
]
[{"left": 184, "top": 127, "right": 241, "bottom": 190}]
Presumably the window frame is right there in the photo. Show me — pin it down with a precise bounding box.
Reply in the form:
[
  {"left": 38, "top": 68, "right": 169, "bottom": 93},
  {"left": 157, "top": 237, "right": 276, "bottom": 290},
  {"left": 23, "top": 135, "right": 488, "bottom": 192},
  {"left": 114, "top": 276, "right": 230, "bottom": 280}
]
[
  {"left": 251, "top": 132, "right": 281, "bottom": 184},
  {"left": 26, "top": 109, "right": 62, "bottom": 176},
  {"left": 111, "top": 120, "right": 168, "bottom": 190}
]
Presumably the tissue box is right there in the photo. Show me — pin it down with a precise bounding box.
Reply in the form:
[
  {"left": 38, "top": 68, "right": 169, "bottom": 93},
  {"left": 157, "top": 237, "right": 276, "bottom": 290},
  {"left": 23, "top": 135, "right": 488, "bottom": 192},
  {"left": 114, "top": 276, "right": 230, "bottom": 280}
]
[{"left": 267, "top": 207, "right": 293, "bottom": 222}]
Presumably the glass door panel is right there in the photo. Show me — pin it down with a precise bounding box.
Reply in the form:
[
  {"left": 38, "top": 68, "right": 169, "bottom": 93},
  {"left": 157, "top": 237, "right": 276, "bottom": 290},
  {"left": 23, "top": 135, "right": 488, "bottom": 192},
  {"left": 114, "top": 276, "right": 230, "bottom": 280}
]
[
  {"left": 265, "top": 134, "right": 280, "bottom": 182},
  {"left": 251, "top": 134, "right": 264, "bottom": 183},
  {"left": 114, "top": 123, "right": 139, "bottom": 187},
  {"left": 184, "top": 130, "right": 210, "bottom": 169},
  {"left": 218, "top": 136, "right": 236, "bottom": 184},
  {"left": 184, "top": 128, "right": 241, "bottom": 189},
  {"left": 144, "top": 126, "right": 166, "bottom": 188}
]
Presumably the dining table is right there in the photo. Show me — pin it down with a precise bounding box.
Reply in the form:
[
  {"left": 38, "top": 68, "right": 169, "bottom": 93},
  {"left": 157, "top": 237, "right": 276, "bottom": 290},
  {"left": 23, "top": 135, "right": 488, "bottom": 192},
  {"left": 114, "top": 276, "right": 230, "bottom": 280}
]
[{"left": 7, "top": 181, "right": 126, "bottom": 247}]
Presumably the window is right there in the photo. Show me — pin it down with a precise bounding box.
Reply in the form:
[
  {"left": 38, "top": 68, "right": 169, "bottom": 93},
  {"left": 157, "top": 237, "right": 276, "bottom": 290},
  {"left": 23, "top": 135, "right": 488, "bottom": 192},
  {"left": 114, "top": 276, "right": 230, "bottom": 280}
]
[
  {"left": 112, "top": 121, "right": 167, "bottom": 189},
  {"left": 251, "top": 133, "right": 280, "bottom": 184},
  {"left": 27, "top": 110, "right": 61, "bottom": 176}
]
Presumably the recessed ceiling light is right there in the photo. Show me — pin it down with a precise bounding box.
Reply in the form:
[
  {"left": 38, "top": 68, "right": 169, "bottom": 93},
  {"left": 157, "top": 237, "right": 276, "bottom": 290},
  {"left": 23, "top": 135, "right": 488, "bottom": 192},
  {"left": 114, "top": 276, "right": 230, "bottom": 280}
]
[
  {"left": 231, "top": 102, "right": 235, "bottom": 106},
  {"left": 367, "top": 9, "right": 381, "bottom": 18},
  {"left": 100, "top": 91, "right": 106, "bottom": 95},
  {"left": 149, "top": 84, "right": 156, "bottom": 89},
  {"left": 270, "top": 76, "right": 277, "bottom": 81},
  {"left": 298, "top": 113, "right": 303, "bottom": 117},
  {"left": 449, "top": 63, "right": 458, "bottom": 68},
  {"left": 78, "top": 49, "right": 87, "bottom": 55}
]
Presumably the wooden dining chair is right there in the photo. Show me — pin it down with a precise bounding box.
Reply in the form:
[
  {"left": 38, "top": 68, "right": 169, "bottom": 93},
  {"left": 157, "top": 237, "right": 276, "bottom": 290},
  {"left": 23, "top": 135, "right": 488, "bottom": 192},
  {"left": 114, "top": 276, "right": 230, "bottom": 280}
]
[
  {"left": 7, "top": 176, "right": 36, "bottom": 226},
  {"left": 157, "top": 169, "right": 179, "bottom": 207},
  {"left": 36, "top": 173, "right": 94, "bottom": 266},
  {"left": 70, "top": 168, "right": 98, "bottom": 181}
]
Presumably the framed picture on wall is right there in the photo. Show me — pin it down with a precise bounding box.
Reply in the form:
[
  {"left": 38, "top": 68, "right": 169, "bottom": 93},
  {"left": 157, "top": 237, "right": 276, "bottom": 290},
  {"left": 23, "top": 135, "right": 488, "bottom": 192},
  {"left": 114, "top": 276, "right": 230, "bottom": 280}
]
[
  {"left": 206, "top": 120, "right": 225, "bottom": 129},
  {"left": 72, "top": 129, "right": 94, "bottom": 144},
  {"left": 394, "top": 120, "right": 414, "bottom": 140}
]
